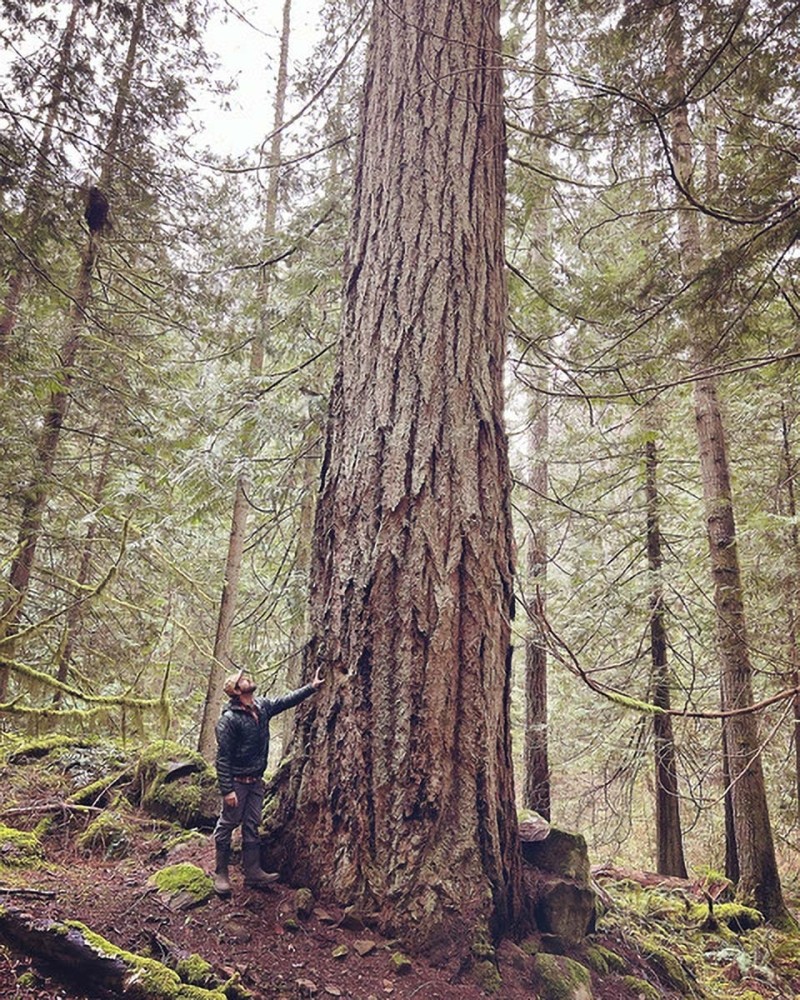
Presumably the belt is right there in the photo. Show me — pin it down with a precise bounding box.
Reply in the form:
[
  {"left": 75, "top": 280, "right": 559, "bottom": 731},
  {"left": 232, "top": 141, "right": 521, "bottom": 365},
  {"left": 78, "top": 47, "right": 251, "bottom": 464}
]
[{"left": 234, "top": 775, "right": 260, "bottom": 784}]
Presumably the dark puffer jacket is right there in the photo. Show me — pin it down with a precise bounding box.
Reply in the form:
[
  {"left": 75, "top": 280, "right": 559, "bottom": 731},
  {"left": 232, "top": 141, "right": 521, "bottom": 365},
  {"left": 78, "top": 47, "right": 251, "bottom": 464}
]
[{"left": 215, "top": 684, "right": 315, "bottom": 795}]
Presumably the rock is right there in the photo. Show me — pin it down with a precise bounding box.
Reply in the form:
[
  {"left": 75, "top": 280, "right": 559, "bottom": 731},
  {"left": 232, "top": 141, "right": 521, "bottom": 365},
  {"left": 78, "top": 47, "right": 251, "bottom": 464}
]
[
  {"left": 354, "top": 939, "right": 377, "bottom": 957},
  {"left": 129, "top": 741, "right": 219, "bottom": 830},
  {"left": 531, "top": 953, "right": 593, "bottom": 1000},
  {"left": 518, "top": 809, "right": 551, "bottom": 842},
  {"left": 523, "top": 825, "right": 596, "bottom": 947},
  {"left": 582, "top": 943, "right": 627, "bottom": 975},
  {"left": 521, "top": 827, "right": 591, "bottom": 883},
  {"left": 389, "top": 952, "right": 413, "bottom": 975},
  {"left": 147, "top": 862, "right": 213, "bottom": 911},
  {"left": 220, "top": 915, "right": 251, "bottom": 943},
  {"left": 339, "top": 906, "right": 370, "bottom": 930},
  {"left": 331, "top": 944, "right": 349, "bottom": 959},
  {"left": 535, "top": 878, "right": 597, "bottom": 945},
  {"left": 295, "top": 979, "right": 318, "bottom": 996},
  {"left": 620, "top": 976, "right": 661, "bottom": 999},
  {"left": 295, "top": 887, "right": 315, "bottom": 920}
]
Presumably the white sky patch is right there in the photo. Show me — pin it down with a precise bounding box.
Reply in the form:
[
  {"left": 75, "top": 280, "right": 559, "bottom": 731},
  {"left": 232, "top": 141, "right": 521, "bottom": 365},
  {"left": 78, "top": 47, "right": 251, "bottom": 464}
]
[{"left": 195, "top": 0, "right": 323, "bottom": 159}]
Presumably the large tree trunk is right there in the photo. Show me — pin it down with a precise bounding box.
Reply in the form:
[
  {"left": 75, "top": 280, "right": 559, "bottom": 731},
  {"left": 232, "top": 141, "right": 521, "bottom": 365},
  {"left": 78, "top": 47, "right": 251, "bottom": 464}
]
[
  {"left": 644, "top": 436, "right": 687, "bottom": 878},
  {"left": 264, "top": 0, "right": 525, "bottom": 959},
  {"left": 663, "top": 1, "right": 789, "bottom": 925}
]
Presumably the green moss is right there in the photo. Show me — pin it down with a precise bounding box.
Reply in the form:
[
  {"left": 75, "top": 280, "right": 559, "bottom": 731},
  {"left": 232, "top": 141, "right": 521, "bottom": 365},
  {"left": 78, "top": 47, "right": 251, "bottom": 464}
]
[
  {"left": 582, "top": 943, "right": 626, "bottom": 975},
  {"left": 294, "top": 887, "right": 315, "bottom": 919},
  {"left": 531, "top": 953, "right": 592, "bottom": 1000},
  {"left": 389, "top": 952, "right": 413, "bottom": 975},
  {"left": 689, "top": 902, "right": 763, "bottom": 932},
  {"left": 16, "top": 970, "right": 39, "bottom": 987},
  {"left": 0, "top": 822, "right": 42, "bottom": 867},
  {"left": 67, "top": 769, "right": 130, "bottom": 807},
  {"left": 175, "top": 955, "right": 214, "bottom": 987},
  {"left": 5, "top": 734, "right": 99, "bottom": 763},
  {"left": 76, "top": 811, "right": 132, "bottom": 859},
  {"left": 520, "top": 936, "right": 541, "bottom": 956},
  {"left": 642, "top": 940, "right": 692, "bottom": 993},
  {"left": 148, "top": 863, "right": 213, "bottom": 903},
  {"left": 471, "top": 959, "right": 502, "bottom": 993},
  {"left": 132, "top": 742, "right": 218, "bottom": 829},
  {"left": 471, "top": 926, "right": 496, "bottom": 962},
  {"left": 64, "top": 920, "right": 227, "bottom": 999},
  {"left": 620, "top": 976, "right": 660, "bottom": 999}
]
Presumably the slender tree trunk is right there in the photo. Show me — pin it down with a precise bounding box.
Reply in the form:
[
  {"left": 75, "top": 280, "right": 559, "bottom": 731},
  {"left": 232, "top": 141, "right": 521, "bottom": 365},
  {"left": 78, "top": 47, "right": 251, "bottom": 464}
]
[
  {"left": 263, "top": 0, "right": 525, "bottom": 959},
  {"left": 522, "top": 0, "right": 551, "bottom": 821},
  {"left": 52, "top": 439, "right": 113, "bottom": 704},
  {"left": 779, "top": 404, "right": 800, "bottom": 819},
  {"left": 197, "top": 0, "right": 292, "bottom": 758},
  {"left": 644, "top": 435, "right": 687, "bottom": 877},
  {"left": 0, "top": 0, "right": 82, "bottom": 361},
  {"left": 0, "top": 0, "right": 145, "bottom": 701},
  {"left": 664, "top": 1, "right": 789, "bottom": 924}
]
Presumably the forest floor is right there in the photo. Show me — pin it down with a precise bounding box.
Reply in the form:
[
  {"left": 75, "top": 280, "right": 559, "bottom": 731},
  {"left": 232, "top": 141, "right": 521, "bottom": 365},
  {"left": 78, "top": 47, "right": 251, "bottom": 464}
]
[{"left": 0, "top": 739, "right": 799, "bottom": 1000}]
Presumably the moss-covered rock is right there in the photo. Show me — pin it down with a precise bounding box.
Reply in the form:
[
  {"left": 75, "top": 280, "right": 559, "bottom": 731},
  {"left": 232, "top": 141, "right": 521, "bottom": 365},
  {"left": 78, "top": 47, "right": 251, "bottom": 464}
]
[
  {"left": 175, "top": 954, "right": 214, "bottom": 988},
  {"left": 582, "top": 943, "right": 627, "bottom": 975},
  {"left": 0, "top": 822, "right": 43, "bottom": 868},
  {"left": 642, "top": 941, "right": 693, "bottom": 993},
  {"left": 522, "top": 828, "right": 591, "bottom": 884},
  {"left": 131, "top": 742, "right": 218, "bottom": 830},
  {"left": 620, "top": 975, "right": 661, "bottom": 999},
  {"left": 294, "top": 887, "right": 315, "bottom": 920},
  {"left": 531, "top": 953, "right": 593, "bottom": 1000},
  {"left": 148, "top": 863, "right": 213, "bottom": 910},
  {"left": 389, "top": 951, "right": 413, "bottom": 975},
  {"left": 471, "top": 958, "right": 502, "bottom": 993},
  {"left": 76, "top": 810, "right": 133, "bottom": 859},
  {"left": 535, "top": 878, "right": 597, "bottom": 945},
  {"left": 689, "top": 901, "right": 764, "bottom": 932}
]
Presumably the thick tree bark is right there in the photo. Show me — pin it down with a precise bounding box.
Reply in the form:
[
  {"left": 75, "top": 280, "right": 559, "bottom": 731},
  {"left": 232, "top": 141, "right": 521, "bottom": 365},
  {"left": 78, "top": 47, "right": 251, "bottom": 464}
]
[
  {"left": 644, "top": 437, "right": 687, "bottom": 878},
  {"left": 664, "top": 1, "right": 789, "bottom": 925},
  {"left": 264, "top": 0, "right": 525, "bottom": 958}
]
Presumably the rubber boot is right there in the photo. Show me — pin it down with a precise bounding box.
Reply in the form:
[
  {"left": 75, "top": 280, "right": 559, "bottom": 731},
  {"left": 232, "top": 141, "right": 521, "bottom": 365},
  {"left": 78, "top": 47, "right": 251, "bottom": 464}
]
[
  {"left": 213, "top": 843, "right": 232, "bottom": 896},
  {"left": 242, "top": 844, "right": 279, "bottom": 889}
]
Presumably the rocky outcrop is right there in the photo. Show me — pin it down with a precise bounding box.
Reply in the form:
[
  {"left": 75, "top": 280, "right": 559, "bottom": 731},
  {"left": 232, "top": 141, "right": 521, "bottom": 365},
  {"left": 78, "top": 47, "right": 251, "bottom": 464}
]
[{"left": 520, "top": 812, "right": 597, "bottom": 947}]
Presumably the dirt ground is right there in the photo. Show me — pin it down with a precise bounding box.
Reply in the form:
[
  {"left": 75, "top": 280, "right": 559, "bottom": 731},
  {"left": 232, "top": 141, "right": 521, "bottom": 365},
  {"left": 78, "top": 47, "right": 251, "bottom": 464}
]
[
  {"left": 0, "top": 814, "right": 666, "bottom": 1000},
  {"left": 5, "top": 747, "right": 791, "bottom": 1000}
]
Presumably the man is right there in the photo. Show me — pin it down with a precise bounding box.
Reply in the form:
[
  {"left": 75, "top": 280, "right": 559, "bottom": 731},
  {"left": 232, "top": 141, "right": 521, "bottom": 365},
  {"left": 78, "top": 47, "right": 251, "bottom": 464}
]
[{"left": 212, "top": 664, "right": 324, "bottom": 895}]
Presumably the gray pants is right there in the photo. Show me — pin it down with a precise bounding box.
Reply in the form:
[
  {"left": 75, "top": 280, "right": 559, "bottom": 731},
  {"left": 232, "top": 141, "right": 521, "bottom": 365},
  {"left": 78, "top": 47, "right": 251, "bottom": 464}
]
[{"left": 213, "top": 778, "right": 265, "bottom": 848}]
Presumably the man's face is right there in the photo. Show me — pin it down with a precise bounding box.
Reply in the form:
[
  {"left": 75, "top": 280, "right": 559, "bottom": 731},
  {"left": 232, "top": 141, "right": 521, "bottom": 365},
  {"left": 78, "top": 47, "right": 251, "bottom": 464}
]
[{"left": 236, "top": 675, "right": 257, "bottom": 695}]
